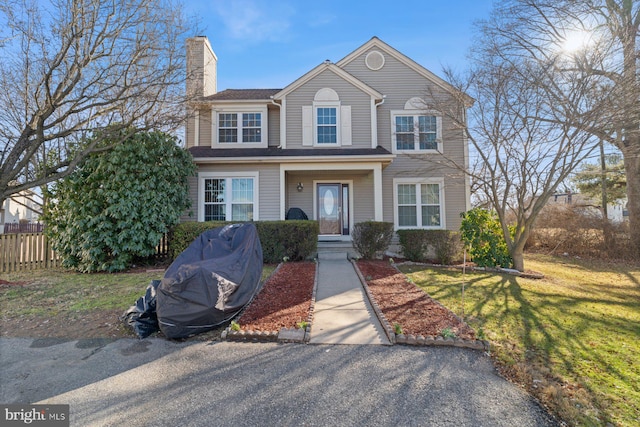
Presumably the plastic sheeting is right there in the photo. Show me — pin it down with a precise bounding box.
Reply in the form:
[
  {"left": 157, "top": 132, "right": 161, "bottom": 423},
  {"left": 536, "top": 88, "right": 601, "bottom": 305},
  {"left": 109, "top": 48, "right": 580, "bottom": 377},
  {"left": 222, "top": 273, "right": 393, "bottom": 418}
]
[
  {"left": 121, "top": 280, "right": 161, "bottom": 338},
  {"left": 155, "top": 223, "right": 263, "bottom": 339}
]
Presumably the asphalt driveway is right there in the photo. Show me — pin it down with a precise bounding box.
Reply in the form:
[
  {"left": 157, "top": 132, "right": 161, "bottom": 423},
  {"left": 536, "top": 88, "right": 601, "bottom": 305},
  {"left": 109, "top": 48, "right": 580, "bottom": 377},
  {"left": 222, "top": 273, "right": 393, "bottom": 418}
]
[{"left": 0, "top": 338, "right": 557, "bottom": 426}]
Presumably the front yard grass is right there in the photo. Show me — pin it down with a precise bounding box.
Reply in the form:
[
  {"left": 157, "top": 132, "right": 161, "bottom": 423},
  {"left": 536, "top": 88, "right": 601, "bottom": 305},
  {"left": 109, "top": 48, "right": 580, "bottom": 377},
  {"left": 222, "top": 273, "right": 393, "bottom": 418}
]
[
  {"left": 1, "top": 265, "right": 276, "bottom": 332},
  {"left": 399, "top": 253, "right": 640, "bottom": 427}
]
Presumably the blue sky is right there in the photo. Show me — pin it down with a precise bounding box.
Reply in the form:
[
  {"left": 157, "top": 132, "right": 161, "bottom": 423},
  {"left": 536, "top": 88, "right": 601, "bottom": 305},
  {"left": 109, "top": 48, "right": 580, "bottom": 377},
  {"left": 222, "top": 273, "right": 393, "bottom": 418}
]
[{"left": 185, "top": 0, "right": 495, "bottom": 90}]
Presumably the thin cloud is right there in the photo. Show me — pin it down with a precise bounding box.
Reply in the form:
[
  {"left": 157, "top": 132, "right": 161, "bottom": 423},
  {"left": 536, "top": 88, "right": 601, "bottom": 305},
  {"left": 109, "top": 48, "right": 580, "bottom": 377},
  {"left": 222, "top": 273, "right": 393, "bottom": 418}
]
[{"left": 214, "top": 0, "right": 295, "bottom": 43}]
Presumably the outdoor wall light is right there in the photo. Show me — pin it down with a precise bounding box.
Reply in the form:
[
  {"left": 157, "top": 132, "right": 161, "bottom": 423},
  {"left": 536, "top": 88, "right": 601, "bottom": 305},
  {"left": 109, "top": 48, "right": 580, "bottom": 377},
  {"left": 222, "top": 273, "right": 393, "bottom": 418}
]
[{"left": 297, "top": 182, "right": 304, "bottom": 192}]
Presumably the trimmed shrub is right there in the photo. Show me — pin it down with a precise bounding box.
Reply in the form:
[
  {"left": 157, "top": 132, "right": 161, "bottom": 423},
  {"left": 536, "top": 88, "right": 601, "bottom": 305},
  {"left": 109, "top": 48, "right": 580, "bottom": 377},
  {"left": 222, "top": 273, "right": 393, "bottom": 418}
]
[
  {"left": 352, "top": 221, "right": 394, "bottom": 259},
  {"left": 397, "top": 229, "right": 429, "bottom": 261},
  {"left": 397, "top": 229, "right": 463, "bottom": 264},
  {"left": 429, "top": 230, "right": 463, "bottom": 265},
  {"left": 169, "top": 220, "right": 319, "bottom": 263}
]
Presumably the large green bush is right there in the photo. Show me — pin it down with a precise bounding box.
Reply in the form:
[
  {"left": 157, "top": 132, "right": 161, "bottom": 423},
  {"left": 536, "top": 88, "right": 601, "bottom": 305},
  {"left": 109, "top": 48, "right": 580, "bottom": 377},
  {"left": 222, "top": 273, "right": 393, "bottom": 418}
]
[
  {"left": 43, "top": 130, "right": 195, "bottom": 272},
  {"left": 397, "top": 229, "right": 462, "bottom": 264},
  {"left": 460, "top": 208, "right": 513, "bottom": 268},
  {"left": 170, "top": 220, "right": 319, "bottom": 264},
  {"left": 352, "top": 221, "right": 394, "bottom": 259}
]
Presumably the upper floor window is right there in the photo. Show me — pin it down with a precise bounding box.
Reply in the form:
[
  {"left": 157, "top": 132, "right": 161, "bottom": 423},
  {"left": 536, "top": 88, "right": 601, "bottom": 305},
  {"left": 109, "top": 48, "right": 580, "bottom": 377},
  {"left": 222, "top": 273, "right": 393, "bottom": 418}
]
[
  {"left": 218, "top": 112, "right": 262, "bottom": 143},
  {"left": 317, "top": 107, "right": 337, "bottom": 144},
  {"left": 391, "top": 98, "right": 442, "bottom": 153},
  {"left": 394, "top": 114, "right": 438, "bottom": 150},
  {"left": 302, "top": 88, "right": 352, "bottom": 147}
]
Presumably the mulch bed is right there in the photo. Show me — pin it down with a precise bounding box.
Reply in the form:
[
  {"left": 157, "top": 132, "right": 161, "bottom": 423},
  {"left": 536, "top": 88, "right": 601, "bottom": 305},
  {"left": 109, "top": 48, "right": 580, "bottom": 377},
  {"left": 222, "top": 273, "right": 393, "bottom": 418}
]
[
  {"left": 236, "top": 261, "right": 316, "bottom": 331},
  {"left": 356, "top": 260, "right": 476, "bottom": 340}
]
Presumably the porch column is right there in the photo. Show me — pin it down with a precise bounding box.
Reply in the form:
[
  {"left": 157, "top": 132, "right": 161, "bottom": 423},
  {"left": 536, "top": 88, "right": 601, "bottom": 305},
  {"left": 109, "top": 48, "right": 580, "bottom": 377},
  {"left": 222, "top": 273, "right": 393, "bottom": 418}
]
[
  {"left": 373, "top": 163, "right": 383, "bottom": 221},
  {"left": 279, "top": 166, "right": 286, "bottom": 220}
]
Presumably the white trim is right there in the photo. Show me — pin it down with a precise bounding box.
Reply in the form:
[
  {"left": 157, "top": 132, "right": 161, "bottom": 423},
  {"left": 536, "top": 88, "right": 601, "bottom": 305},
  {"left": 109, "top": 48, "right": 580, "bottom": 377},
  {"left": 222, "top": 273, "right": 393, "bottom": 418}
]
[
  {"left": 370, "top": 98, "right": 378, "bottom": 148},
  {"left": 313, "top": 101, "right": 341, "bottom": 146},
  {"left": 211, "top": 105, "right": 268, "bottom": 149},
  {"left": 198, "top": 171, "right": 260, "bottom": 222},
  {"left": 279, "top": 162, "right": 384, "bottom": 222},
  {"left": 335, "top": 37, "right": 474, "bottom": 107},
  {"left": 193, "top": 153, "right": 395, "bottom": 165},
  {"left": 392, "top": 177, "right": 446, "bottom": 230},
  {"left": 280, "top": 98, "right": 287, "bottom": 149},
  {"left": 313, "top": 180, "right": 354, "bottom": 237},
  {"left": 273, "top": 62, "right": 383, "bottom": 100},
  {"left": 390, "top": 109, "right": 443, "bottom": 154}
]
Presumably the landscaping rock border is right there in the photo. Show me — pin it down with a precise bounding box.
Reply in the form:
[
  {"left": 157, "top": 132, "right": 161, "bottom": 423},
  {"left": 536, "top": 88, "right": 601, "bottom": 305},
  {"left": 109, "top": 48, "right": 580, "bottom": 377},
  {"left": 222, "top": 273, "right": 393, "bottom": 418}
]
[
  {"left": 222, "top": 261, "right": 319, "bottom": 343},
  {"left": 352, "top": 259, "right": 490, "bottom": 352}
]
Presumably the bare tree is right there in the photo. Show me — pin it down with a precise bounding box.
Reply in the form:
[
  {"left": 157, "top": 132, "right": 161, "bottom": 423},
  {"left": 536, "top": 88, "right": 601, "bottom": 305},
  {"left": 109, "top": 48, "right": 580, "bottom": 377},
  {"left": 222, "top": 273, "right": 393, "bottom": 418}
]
[
  {"left": 479, "top": 0, "right": 640, "bottom": 255},
  {"left": 0, "top": 0, "right": 193, "bottom": 205}
]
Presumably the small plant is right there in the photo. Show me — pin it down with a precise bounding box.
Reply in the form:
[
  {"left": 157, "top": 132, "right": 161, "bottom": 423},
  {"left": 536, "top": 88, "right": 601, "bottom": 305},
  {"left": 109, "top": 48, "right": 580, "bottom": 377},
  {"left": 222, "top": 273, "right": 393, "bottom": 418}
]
[
  {"left": 296, "top": 320, "right": 309, "bottom": 330},
  {"left": 440, "top": 327, "right": 457, "bottom": 339},
  {"left": 394, "top": 323, "right": 404, "bottom": 335},
  {"left": 477, "top": 328, "right": 486, "bottom": 340},
  {"left": 389, "top": 257, "right": 395, "bottom": 264},
  {"left": 366, "top": 275, "right": 373, "bottom": 281},
  {"left": 230, "top": 320, "right": 241, "bottom": 331},
  {"left": 282, "top": 256, "right": 290, "bottom": 263}
]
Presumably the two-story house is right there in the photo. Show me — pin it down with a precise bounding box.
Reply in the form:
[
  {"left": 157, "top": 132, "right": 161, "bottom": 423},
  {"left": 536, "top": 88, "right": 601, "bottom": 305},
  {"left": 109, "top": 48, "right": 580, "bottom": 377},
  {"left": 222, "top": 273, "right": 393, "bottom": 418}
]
[{"left": 183, "top": 36, "right": 471, "bottom": 245}]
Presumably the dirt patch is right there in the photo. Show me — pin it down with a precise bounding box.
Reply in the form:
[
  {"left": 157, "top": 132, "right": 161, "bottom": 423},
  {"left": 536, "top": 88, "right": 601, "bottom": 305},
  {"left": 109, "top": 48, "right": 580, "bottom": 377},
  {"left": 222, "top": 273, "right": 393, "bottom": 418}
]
[
  {"left": 357, "top": 260, "right": 475, "bottom": 340},
  {"left": 236, "top": 261, "right": 316, "bottom": 331}
]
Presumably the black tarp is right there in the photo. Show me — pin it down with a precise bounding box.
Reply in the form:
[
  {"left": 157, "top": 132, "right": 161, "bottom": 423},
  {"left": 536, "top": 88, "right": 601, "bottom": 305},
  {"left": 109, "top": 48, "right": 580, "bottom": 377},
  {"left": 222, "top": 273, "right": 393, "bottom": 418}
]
[
  {"left": 155, "top": 223, "right": 263, "bottom": 339},
  {"left": 122, "top": 223, "right": 264, "bottom": 339},
  {"left": 121, "top": 280, "right": 161, "bottom": 339}
]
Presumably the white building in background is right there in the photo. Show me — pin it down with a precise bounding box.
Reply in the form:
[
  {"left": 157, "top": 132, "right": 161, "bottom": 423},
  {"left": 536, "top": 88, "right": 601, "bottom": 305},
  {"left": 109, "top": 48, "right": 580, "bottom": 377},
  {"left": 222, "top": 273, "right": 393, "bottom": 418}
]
[
  {"left": 0, "top": 189, "right": 43, "bottom": 233},
  {"left": 550, "top": 191, "right": 628, "bottom": 223}
]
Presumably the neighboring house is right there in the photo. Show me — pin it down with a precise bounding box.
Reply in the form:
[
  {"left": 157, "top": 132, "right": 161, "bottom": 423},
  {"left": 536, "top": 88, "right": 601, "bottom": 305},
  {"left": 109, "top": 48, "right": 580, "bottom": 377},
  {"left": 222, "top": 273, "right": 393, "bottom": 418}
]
[
  {"left": 551, "top": 191, "right": 629, "bottom": 223},
  {"left": 0, "top": 189, "right": 43, "bottom": 234},
  {"left": 183, "top": 36, "right": 472, "bottom": 244}
]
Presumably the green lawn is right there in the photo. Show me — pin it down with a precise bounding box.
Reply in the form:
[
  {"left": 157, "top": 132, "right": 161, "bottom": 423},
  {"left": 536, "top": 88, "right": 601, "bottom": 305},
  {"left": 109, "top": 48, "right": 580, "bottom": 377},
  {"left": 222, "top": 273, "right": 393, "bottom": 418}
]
[
  {"left": 399, "top": 253, "right": 640, "bottom": 427},
  {"left": 1, "top": 265, "right": 277, "bottom": 321}
]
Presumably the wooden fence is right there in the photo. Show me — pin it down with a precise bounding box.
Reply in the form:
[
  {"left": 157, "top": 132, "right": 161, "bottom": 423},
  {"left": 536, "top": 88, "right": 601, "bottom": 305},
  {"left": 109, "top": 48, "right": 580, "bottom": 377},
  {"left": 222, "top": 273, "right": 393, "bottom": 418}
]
[
  {"left": 0, "top": 232, "right": 170, "bottom": 273},
  {"left": 4, "top": 222, "right": 45, "bottom": 234},
  {"left": 0, "top": 232, "right": 60, "bottom": 273}
]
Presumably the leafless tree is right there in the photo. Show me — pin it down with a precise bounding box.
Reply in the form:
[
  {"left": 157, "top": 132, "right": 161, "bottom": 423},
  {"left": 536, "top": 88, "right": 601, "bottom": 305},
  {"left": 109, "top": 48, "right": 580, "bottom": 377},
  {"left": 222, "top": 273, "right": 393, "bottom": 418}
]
[
  {"left": 478, "top": 0, "right": 640, "bottom": 256},
  {"left": 0, "top": 0, "right": 194, "bottom": 206}
]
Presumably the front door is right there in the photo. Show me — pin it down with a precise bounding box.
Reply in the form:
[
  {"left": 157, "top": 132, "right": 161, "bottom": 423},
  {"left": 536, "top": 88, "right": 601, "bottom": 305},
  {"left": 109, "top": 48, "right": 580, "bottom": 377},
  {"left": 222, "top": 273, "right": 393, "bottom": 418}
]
[{"left": 318, "top": 184, "right": 341, "bottom": 235}]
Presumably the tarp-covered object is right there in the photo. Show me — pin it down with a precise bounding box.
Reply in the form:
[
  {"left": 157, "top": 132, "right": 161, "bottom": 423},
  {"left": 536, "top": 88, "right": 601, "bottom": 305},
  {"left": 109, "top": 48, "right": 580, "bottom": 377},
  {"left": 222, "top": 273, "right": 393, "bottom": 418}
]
[
  {"left": 121, "top": 280, "right": 161, "bottom": 338},
  {"left": 156, "top": 223, "right": 263, "bottom": 339}
]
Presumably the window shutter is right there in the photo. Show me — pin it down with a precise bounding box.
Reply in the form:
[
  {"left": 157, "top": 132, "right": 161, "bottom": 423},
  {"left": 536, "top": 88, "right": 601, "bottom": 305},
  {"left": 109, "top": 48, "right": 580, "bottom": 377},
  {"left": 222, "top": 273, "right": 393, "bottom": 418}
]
[
  {"left": 211, "top": 109, "right": 217, "bottom": 147},
  {"left": 436, "top": 116, "right": 443, "bottom": 142},
  {"left": 302, "top": 106, "right": 312, "bottom": 146},
  {"left": 340, "top": 105, "right": 352, "bottom": 146}
]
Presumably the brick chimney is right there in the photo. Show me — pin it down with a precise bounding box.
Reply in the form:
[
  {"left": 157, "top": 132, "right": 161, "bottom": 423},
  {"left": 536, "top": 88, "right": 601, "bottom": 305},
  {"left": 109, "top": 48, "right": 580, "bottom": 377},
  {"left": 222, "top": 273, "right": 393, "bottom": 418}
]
[{"left": 186, "top": 36, "right": 217, "bottom": 99}]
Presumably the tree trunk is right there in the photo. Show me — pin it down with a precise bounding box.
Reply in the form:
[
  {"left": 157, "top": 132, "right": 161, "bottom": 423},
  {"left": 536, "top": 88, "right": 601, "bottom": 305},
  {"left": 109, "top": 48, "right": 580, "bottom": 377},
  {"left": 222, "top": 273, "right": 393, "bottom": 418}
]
[
  {"left": 623, "top": 145, "right": 640, "bottom": 258},
  {"left": 512, "top": 250, "right": 525, "bottom": 272}
]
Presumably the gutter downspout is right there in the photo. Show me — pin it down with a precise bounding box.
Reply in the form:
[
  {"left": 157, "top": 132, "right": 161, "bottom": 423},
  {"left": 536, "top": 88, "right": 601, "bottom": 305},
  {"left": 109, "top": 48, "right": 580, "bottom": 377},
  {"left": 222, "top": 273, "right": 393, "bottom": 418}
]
[{"left": 371, "top": 95, "right": 386, "bottom": 148}]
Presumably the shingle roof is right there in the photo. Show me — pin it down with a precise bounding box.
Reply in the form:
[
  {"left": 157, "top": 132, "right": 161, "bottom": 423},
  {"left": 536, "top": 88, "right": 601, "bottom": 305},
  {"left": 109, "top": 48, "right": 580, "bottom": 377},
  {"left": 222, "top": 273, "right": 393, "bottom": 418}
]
[
  {"left": 200, "top": 89, "right": 281, "bottom": 101},
  {"left": 189, "top": 146, "right": 393, "bottom": 158}
]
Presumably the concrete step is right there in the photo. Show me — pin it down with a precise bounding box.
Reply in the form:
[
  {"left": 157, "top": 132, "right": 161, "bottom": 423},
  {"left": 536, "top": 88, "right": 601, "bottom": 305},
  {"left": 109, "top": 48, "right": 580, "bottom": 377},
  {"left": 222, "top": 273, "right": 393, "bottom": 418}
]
[{"left": 317, "top": 251, "right": 348, "bottom": 261}]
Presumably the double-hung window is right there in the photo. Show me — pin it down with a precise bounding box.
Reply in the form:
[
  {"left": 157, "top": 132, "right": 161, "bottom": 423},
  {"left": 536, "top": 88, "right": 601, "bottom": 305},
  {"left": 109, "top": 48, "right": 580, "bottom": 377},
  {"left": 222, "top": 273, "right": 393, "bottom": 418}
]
[
  {"left": 217, "top": 112, "right": 263, "bottom": 144},
  {"left": 200, "top": 173, "right": 258, "bottom": 222},
  {"left": 317, "top": 107, "right": 337, "bottom": 144},
  {"left": 391, "top": 110, "right": 441, "bottom": 153},
  {"left": 394, "top": 179, "right": 444, "bottom": 229}
]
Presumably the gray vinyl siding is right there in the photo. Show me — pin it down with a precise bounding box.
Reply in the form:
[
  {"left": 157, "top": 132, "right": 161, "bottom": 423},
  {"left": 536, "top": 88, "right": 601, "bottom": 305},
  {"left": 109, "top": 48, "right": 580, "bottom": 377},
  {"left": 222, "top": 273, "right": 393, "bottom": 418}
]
[
  {"left": 198, "top": 109, "right": 212, "bottom": 147},
  {"left": 284, "top": 172, "right": 375, "bottom": 225},
  {"left": 183, "top": 163, "right": 281, "bottom": 222},
  {"left": 343, "top": 47, "right": 468, "bottom": 230},
  {"left": 268, "top": 104, "right": 280, "bottom": 147},
  {"left": 185, "top": 113, "right": 195, "bottom": 149},
  {"left": 284, "top": 69, "right": 372, "bottom": 149}
]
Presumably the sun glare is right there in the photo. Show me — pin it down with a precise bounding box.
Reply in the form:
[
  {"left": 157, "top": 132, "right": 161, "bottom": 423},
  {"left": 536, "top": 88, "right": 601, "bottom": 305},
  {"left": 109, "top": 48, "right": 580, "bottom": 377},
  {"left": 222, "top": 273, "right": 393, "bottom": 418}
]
[{"left": 560, "top": 29, "right": 594, "bottom": 54}]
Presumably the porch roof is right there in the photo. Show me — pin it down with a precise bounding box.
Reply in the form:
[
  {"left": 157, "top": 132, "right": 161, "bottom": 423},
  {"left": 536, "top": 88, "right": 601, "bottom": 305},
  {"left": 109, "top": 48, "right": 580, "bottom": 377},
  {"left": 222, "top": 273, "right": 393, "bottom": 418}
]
[{"left": 189, "top": 146, "right": 395, "bottom": 165}]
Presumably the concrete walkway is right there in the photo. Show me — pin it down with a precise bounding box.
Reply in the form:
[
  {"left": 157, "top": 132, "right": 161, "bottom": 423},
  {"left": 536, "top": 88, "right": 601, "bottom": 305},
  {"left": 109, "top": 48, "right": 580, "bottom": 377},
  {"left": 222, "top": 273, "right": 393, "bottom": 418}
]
[{"left": 309, "top": 254, "right": 390, "bottom": 345}]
